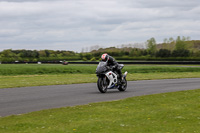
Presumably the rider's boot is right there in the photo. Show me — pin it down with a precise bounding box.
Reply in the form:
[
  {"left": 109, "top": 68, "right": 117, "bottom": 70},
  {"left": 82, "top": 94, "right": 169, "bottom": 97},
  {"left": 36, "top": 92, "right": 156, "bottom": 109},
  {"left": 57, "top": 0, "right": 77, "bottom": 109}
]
[{"left": 118, "top": 74, "right": 123, "bottom": 84}]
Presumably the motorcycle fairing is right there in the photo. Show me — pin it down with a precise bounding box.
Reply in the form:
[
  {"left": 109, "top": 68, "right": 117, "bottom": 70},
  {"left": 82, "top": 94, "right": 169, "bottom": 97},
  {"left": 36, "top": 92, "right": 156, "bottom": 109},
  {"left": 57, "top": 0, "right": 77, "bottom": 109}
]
[{"left": 105, "top": 71, "right": 118, "bottom": 89}]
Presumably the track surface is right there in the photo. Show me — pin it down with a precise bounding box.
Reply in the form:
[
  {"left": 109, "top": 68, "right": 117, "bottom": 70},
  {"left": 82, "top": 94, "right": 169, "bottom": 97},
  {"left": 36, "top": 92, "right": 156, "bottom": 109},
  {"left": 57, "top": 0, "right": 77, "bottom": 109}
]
[{"left": 0, "top": 78, "right": 200, "bottom": 117}]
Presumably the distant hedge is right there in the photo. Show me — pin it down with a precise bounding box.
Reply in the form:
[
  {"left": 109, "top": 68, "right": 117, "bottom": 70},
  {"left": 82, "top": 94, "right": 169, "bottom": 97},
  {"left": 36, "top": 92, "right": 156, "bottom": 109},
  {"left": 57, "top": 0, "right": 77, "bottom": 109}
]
[{"left": 115, "top": 56, "right": 200, "bottom": 61}]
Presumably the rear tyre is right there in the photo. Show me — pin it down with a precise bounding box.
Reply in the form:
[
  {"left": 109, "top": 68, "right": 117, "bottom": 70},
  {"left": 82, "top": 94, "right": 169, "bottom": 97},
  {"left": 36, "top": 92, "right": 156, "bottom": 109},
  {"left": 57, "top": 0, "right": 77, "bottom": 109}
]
[
  {"left": 97, "top": 77, "right": 108, "bottom": 93},
  {"left": 118, "top": 78, "right": 127, "bottom": 91}
]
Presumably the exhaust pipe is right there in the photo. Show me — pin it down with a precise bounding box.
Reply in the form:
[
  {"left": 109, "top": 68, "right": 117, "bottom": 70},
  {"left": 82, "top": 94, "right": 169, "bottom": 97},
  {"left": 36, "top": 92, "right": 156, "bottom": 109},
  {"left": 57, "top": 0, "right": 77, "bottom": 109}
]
[{"left": 123, "top": 71, "right": 128, "bottom": 78}]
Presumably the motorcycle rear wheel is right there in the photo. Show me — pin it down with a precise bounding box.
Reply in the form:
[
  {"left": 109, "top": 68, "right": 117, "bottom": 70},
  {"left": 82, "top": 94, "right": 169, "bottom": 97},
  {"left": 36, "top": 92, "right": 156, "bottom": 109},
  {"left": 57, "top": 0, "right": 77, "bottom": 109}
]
[
  {"left": 97, "top": 77, "right": 108, "bottom": 93},
  {"left": 118, "top": 78, "right": 127, "bottom": 91}
]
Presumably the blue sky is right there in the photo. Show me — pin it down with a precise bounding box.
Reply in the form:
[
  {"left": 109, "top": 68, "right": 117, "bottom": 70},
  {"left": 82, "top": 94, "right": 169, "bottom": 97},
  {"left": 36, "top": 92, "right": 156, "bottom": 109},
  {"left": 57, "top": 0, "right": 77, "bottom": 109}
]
[{"left": 0, "top": 0, "right": 200, "bottom": 52}]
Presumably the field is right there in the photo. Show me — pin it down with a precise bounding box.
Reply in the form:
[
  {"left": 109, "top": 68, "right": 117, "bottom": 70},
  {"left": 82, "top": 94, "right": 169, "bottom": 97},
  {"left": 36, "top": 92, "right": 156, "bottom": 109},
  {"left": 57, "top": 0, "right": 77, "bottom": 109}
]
[
  {"left": 0, "top": 89, "right": 199, "bottom": 133},
  {"left": 0, "top": 64, "right": 200, "bottom": 132},
  {"left": 1, "top": 64, "right": 200, "bottom": 88},
  {"left": 1, "top": 64, "right": 200, "bottom": 75}
]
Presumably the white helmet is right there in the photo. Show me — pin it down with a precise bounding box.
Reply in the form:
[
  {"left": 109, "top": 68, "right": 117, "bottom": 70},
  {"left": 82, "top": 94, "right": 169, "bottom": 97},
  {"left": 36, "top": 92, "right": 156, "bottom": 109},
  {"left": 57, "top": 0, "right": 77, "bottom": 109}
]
[{"left": 101, "top": 53, "right": 108, "bottom": 61}]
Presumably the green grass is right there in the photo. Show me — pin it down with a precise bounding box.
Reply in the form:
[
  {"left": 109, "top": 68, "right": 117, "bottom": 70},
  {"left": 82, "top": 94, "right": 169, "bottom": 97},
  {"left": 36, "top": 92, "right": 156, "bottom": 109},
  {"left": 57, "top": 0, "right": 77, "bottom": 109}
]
[
  {"left": 1, "top": 72, "right": 200, "bottom": 89},
  {"left": 1, "top": 64, "right": 200, "bottom": 89},
  {"left": 1, "top": 64, "right": 200, "bottom": 132},
  {"left": 0, "top": 74, "right": 96, "bottom": 88},
  {"left": 1, "top": 64, "right": 200, "bottom": 75},
  {"left": 0, "top": 89, "right": 199, "bottom": 133},
  {"left": 0, "top": 64, "right": 96, "bottom": 75}
]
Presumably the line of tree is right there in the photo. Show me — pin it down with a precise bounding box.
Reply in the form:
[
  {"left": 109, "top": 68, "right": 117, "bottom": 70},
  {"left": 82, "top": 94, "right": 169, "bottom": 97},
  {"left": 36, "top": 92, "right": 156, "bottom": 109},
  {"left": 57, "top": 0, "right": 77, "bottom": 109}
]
[
  {"left": 0, "top": 50, "right": 80, "bottom": 62},
  {"left": 89, "top": 36, "right": 200, "bottom": 61},
  {"left": 146, "top": 36, "right": 200, "bottom": 58},
  {"left": 1, "top": 36, "right": 200, "bottom": 63}
]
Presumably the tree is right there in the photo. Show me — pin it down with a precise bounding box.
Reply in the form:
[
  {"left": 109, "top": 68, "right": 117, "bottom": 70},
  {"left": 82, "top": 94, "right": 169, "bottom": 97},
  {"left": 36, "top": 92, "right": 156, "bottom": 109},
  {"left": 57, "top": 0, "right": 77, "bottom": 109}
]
[
  {"left": 1, "top": 49, "right": 15, "bottom": 57},
  {"left": 175, "top": 36, "right": 187, "bottom": 50},
  {"left": 172, "top": 49, "right": 190, "bottom": 57},
  {"left": 156, "top": 49, "right": 171, "bottom": 57},
  {"left": 163, "top": 38, "right": 168, "bottom": 43},
  {"left": 38, "top": 50, "right": 47, "bottom": 57},
  {"left": 130, "top": 48, "right": 141, "bottom": 57},
  {"left": 147, "top": 37, "right": 157, "bottom": 56},
  {"left": 45, "top": 50, "right": 50, "bottom": 57},
  {"left": 169, "top": 37, "right": 174, "bottom": 43}
]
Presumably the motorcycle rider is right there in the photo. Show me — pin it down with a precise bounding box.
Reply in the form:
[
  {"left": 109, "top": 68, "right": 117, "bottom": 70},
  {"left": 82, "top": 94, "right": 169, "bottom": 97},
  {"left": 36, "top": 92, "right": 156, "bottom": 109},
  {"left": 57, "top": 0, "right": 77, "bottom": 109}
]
[{"left": 101, "top": 53, "right": 123, "bottom": 82}]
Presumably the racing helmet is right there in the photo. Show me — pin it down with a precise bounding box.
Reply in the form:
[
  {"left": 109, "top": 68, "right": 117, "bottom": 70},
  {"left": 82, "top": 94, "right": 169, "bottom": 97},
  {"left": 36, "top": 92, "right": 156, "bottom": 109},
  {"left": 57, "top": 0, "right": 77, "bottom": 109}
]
[{"left": 101, "top": 53, "right": 108, "bottom": 61}]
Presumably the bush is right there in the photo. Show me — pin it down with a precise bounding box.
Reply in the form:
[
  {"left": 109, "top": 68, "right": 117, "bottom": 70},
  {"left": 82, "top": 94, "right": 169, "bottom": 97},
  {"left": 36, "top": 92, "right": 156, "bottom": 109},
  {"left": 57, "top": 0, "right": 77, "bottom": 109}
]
[
  {"left": 156, "top": 49, "right": 171, "bottom": 57},
  {"left": 172, "top": 49, "right": 190, "bottom": 57},
  {"left": 82, "top": 57, "right": 88, "bottom": 61},
  {"left": 90, "top": 57, "right": 96, "bottom": 61}
]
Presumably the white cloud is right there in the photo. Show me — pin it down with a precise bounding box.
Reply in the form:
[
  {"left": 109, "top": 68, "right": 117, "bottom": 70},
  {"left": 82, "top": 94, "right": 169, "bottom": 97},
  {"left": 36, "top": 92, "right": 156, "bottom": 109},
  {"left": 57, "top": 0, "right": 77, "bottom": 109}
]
[{"left": 0, "top": 0, "right": 200, "bottom": 52}]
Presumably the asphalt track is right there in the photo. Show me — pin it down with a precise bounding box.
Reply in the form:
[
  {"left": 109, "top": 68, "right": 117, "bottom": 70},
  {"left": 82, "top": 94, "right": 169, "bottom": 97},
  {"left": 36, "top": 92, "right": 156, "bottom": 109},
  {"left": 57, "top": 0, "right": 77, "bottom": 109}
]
[{"left": 0, "top": 78, "right": 200, "bottom": 117}]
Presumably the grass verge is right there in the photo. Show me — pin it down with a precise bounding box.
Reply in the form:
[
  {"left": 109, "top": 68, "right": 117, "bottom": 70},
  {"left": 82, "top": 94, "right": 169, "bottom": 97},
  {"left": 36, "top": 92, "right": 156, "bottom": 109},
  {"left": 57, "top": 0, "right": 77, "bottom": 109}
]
[
  {"left": 1, "top": 72, "right": 200, "bottom": 89},
  {"left": 0, "top": 89, "right": 199, "bottom": 133},
  {"left": 1, "top": 64, "right": 200, "bottom": 75}
]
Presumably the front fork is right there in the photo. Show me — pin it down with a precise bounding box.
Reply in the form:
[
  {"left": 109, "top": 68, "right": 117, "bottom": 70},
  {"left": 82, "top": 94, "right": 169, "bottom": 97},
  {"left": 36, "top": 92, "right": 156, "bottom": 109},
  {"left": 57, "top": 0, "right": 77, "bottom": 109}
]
[{"left": 103, "top": 76, "right": 108, "bottom": 86}]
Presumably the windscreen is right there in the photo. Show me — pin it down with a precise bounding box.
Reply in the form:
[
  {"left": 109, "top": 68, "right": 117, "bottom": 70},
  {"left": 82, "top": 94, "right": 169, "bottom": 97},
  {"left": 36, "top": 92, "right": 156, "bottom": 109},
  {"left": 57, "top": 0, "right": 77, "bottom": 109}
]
[{"left": 96, "top": 61, "right": 107, "bottom": 74}]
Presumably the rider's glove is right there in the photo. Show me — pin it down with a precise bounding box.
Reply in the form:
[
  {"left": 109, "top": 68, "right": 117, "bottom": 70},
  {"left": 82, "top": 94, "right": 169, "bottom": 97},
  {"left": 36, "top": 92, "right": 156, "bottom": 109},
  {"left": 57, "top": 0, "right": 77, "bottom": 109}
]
[
  {"left": 106, "top": 66, "right": 110, "bottom": 70},
  {"left": 109, "top": 66, "right": 114, "bottom": 70}
]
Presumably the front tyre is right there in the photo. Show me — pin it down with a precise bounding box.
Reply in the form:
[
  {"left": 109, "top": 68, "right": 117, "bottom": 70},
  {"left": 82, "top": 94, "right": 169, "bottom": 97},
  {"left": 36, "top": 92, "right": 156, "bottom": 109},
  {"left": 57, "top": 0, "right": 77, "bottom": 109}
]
[
  {"left": 97, "top": 77, "right": 108, "bottom": 93},
  {"left": 118, "top": 78, "right": 127, "bottom": 91}
]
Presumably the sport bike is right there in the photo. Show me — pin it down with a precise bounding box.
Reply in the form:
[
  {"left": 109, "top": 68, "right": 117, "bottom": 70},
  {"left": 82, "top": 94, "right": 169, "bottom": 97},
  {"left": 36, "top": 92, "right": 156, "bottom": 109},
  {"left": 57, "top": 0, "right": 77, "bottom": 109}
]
[{"left": 96, "top": 60, "right": 128, "bottom": 93}]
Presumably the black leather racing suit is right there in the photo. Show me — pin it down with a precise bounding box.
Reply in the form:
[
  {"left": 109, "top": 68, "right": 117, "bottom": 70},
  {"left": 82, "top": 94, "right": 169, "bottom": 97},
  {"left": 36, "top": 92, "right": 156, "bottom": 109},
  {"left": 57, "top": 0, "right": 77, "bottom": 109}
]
[{"left": 104, "top": 55, "right": 122, "bottom": 80}]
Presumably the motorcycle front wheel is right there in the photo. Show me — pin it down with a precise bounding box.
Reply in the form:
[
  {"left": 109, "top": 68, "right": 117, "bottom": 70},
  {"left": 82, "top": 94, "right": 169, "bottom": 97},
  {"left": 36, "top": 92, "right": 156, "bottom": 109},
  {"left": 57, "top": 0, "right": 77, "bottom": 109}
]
[
  {"left": 118, "top": 78, "right": 127, "bottom": 91},
  {"left": 97, "top": 77, "right": 108, "bottom": 93}
]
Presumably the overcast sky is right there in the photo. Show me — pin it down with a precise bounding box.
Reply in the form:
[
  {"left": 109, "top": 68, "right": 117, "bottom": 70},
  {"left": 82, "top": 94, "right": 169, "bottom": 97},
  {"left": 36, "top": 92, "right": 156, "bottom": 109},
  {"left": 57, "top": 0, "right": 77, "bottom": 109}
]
[{"left": 0, "top": 0, "right": 200, "bottom": 52}]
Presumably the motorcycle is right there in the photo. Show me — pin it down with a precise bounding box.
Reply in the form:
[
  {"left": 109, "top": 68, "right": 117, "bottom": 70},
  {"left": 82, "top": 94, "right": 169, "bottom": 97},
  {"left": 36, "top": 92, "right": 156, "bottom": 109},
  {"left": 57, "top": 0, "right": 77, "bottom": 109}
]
[{"left": 96, "top": 60, "right": 128, "bottom": 93}]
